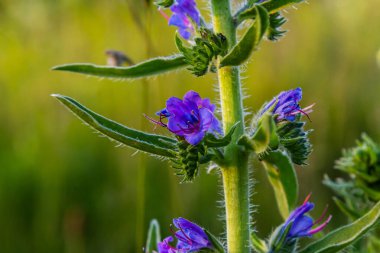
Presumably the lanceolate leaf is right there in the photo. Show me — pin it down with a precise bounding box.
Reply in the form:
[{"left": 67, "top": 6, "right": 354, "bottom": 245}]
[
  {"left": 235, "top": 0, "right": 303, "bottom": 25},
  {"left": 52, "top": 94, "right": 177, "bottom": 158},
  {"left": 52, "top": 55, "right": 187, "bottom": 79},
  {"left": 261, "top": 0, "right": 304, "bottom": 14},
  {"left": 145, "top": 219, "right": 161, "bottom": 253},
  {"left": 204, "top": 122, "right": 240, "bottom": 148},
  {"left": 332, "top": 197, "right": 361, "bottom": 221},
  {"left": 219, "top": 22, "right": 257, "bottom": 67},
  {"left": 220, "top": 6, "right": 269, "bottom": 67},
  {"left": 251, "top": 113, "right": 279, "bottom": 154},
  {"left": 204, "top": 229, "right": 226, "bottom": 253},
  {"left": 300, "top": 201, "right": 380, "bottom": 253},
  {"left": 250, "top": 231, "right": 268, "bottom": 253},
  {"left": 262, "top": 151, "right": 298, "bottom": 220}
]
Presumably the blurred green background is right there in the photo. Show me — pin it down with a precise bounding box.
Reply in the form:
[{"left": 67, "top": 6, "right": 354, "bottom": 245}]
[{"left": 0, "top": 0, "right": 379, "bottom": 252}]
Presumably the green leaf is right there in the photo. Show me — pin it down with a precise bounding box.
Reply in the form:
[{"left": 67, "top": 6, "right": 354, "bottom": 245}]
[
  {"left": 235, "top": 0, "right": 303, "bottom": 25},
  {"left": 220, "top": 6, "right": 269, "bottom": 67},
  {"left": 332, "top": 197, "right": 361, "bottom": 220},
  {"left": 204, "top": 229, "right": 225, "bottom": 253},
  {"left": 299, "top": 201, "right": 380, "bottom": 253},
  {"left": 262, "top": 0, "right": 304, "bottom": 14},
  {"left": 52, "top": 55, "right": 187, "bottom": 79},
  {"left": 252, "top": 113, "right": 279, "bottom": 154},
  {"left": 204, "top": 122, "right": 240, "bottom": 148},
  {"left": 250, "top": 231, "right": 268, "bottom": 253},
  {"left": 262, "top": 151, "right": 298, "bottom": 220},
  {"left": 52, "top": 94, "right": 177, "bottom": 158},
  {"left": 238, "top": 113, "right": 278, "bottom": 154},
  {"left": 145, "top": 219, "right": 161, "bottom": 253}
]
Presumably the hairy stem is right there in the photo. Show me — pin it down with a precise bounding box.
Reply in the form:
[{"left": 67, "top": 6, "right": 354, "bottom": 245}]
[{"left": 211, "top": 0, "right": 251, "bottom": 252}]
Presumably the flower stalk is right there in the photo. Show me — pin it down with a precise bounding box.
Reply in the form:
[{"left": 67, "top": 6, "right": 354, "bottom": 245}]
[{"left": 211, "top": 0, "right": 251, "bottom": 252}]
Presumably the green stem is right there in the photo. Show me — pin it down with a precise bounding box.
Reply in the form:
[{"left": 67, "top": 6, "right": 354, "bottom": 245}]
[{"left": 211, "top": 1, "right": 251, "bottom": 252}]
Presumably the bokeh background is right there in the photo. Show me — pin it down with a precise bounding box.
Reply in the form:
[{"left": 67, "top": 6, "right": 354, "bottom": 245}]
[{"left": 0, "top": 0, "right": 379, "bottom": 252}]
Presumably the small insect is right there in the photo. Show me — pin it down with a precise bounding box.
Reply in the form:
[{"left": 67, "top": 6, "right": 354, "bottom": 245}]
[{"left": 105, "top": 50, "right": 134, "bottom": 66}]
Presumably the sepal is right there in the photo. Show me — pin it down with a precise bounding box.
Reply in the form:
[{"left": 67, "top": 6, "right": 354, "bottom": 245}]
[
  {"left": 276, "top": 118, "right": 312, "bottom": 165},
  {"left": 268, "top": 224, "right": 297, "bottom": 253},
  {"left": 267, "top": 12, "right": 287, "bottom": 41},
  {"left": 170, "top": 123, "right": 239, "bottom": 182},
  {"left": 175, "top": 28, "right": 228, "bottom": 76},
  {"left": 171, "top": 139, "right": 205, "bottom": 182}
]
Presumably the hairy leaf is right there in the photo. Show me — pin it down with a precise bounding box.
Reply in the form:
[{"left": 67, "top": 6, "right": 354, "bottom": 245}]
[
  {"left": 252, "top": 113, "right": 279, "bottom": 154},
  {"left": 262, "top": 0, "right": 304, "bottom": 14},
  {"left": 250, "top": 231, "right": 268, "bottom": 253},
  {"left": 262, "top": 151, "right": 298, "bottom": 220},
  {"left": 204, "top": 229, "right": 225, "bottom": 253},
  {"left": 52, "top": 94, "right": 177, "bottom": 157},
  {"left": 52, "top": 55, "right": 187, "bottom": 79},
  {"left": 220, "top": 6, "right": 269, "bottom": 67},
  {"left": 204, "top": 122, "right": 240, "bottom": 148}
]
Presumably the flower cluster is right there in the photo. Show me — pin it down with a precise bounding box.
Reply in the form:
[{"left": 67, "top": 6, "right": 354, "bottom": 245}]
[
  {"left": 261, "top": 87, "right": 313, "bottom": 122},
  {"left": 158, "top": 218, "right": 213, "bottom": 253},
  {"left": 154, "top": 90, "right": 222, "bottom": 146}
]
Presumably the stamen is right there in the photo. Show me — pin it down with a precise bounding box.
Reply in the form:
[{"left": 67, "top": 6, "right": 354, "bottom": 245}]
[
  {"left": 301, "top": 103, "right": 315, "bottom": 113},
  {"left": 296, "top": 108, "right": 312, "bottom": 122},
  {"left": 159, "top": 9, "right": 170, "bottom": 21},
  {"left": 169, "top": 223, "right": 189, "bottom": 244},
  {"left": 165, "top": 226, "right": 180, "bottom": 251},
  {"left": 289, "top": 103, "right": 315, "bottom": 122},
  {"left": 191, "top": 110, "right": 199, "bottom": 120},
  {"left": 144, "top": 114, "right": 167, "bottom": 127},
  {"left": 313, "top": 204, "right": 329, "bottom": 226},
  {"left": 303, "top": 192, "right": 312, "bottom": 205},
  {"left": 164, "top": 240, "right": 178, "bottom": 251},
  {"left": 308, "top": 215, "right": 332, "bottom": 235},
  {"left": 159, "top": 112, "right": 169, "bottom": 125}
]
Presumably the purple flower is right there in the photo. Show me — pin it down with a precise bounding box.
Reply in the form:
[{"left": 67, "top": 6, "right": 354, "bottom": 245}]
[
  {"left": 169, "top": 0, "right": 201, "bottom": 39},
  {"left": 282, "top": 194, "right": 332, "bottom": 240},
  {"left": 155, "top": 90, "right": 222, "bottom": 146},
  {"left": 261, "top": 87, "right": 314, "bottom": 122},
  {"left": 157, "top": 218, "right": 213, "bottom": 253},
  {"left": 158, "top": 236, "right": 177, "bottom": 253}
]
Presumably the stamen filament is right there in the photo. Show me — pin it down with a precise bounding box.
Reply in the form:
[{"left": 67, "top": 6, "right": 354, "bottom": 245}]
[{"left": 144, "top": 114, "right": 167, "bottom": 127}]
